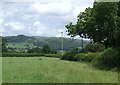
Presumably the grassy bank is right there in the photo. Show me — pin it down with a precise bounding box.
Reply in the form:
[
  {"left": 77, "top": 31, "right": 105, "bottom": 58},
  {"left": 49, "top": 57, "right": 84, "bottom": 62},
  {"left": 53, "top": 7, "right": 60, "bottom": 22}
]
[{"left": 2, "top": 57, "right": 118, "bottom": 83}]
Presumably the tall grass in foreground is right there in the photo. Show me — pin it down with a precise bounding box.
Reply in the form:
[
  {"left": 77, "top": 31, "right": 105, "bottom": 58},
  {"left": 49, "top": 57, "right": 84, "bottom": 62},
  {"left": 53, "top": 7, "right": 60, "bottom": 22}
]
[{"left": 2, "top": 57, "right": 118, "bottom": 83}]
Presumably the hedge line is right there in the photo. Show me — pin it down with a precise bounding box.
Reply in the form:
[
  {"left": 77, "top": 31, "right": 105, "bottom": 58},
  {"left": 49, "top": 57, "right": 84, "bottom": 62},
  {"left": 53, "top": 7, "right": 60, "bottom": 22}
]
[
  {"left": 2, "top": 53, "right": 44, "bottom": 57},
  {"left": 44, "top": 54, "right": 63, "bottom": 58},
  {"left": 2, "top": 53, "right": 63, "bottom": 58}
]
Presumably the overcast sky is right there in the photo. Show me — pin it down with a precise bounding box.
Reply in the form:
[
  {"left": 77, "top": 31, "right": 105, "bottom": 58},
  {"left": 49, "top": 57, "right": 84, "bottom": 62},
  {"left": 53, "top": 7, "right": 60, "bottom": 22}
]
[{"left": 0, "top": 0, "right": 93, "bottom": 37}]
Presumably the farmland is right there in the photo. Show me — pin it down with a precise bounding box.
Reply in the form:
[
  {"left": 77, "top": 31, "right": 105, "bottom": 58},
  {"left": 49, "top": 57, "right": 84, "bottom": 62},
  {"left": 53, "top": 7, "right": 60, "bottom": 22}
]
[
  {"left": 8, "top": 43, "right": 36, "bottom": 49},
  {"left": 2, "top": 57, "right": 118, "bottom": 83}
]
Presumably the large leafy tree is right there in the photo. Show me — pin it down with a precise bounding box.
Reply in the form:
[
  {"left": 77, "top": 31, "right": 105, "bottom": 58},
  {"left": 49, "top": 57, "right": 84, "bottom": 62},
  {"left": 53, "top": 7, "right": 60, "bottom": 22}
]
[
  {"left": 92, "top": 2, "right": 118, "bottom": 48},
  {"left": 66, "top": 2, "right": 119, "bottom": 48}
]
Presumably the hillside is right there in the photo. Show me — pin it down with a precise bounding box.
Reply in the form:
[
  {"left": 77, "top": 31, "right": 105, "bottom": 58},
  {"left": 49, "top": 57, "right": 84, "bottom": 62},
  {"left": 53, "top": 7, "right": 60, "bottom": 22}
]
[{"left": 4, "top": 35, "right": 90, "bottom": 51}]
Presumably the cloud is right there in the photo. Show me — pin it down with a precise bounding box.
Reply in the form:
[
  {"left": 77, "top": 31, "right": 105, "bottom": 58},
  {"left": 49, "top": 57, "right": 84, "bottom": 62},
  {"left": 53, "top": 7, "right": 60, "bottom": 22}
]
[
  {"left": 0, "top": 0, "right": 94, "bottom": 3},
  {"left": 32, "top": 21, "right": 48, "bottom": 35},
  {"left": 0, "top": 18, "right": 4, "bottom": 35},
  {"left": 7, "top": 22, "right": 25, "bottom": 31},
  {"left": 0, "top": 2, "right": 93, "bottom": 37},
  {"left": 0, "top": 18, "right": 4, "bottom": 24},
  {"left": 0, "top": 3, "right": 18, "bottom": 18},
  {"left": 28, "top": 1, "right": 74, "bottom": 16}
]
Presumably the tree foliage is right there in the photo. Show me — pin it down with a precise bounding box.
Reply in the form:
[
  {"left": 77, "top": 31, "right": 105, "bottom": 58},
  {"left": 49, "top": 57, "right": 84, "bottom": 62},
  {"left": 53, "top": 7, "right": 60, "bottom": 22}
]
[
  {"left": 42, "top": 45, "right": 51, "bottom": 54},
  {"left": 66, "top": 2, "right": 120, "bottom": 48},
  {"left": 85, "top": 43, "right": 105, "bottom": 52},
  {"left": 1, "top": 37, "right": 8, "bottom": 53},
  {"left": 27, "top": 47, "right": 42, "bottom": 53}
]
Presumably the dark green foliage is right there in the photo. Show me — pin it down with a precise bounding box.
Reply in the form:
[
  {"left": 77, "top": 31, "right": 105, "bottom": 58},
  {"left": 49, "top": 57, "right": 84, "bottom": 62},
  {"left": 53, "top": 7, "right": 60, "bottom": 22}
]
[
  {"left": 44, "top": 53, "right": 62, "bottom": 58},
  {"left": 2, "top": 37, "right": 8, "bottom": 53},
  {"left": 96, "top": 48, "right": 119, "bottom": 70},
  {"left": 85, "top": 43, "right": 105, "bottom": 52},
  {"left": 50, "top": 49, "right": 57, "bottom": 54},
  {"left": 61, "top": 47, "right": 119, "bottom": 71},
  {"left": 2, "top": 53, "right": 44, "bottom": 57},
  {"left": 27, "top": 47, "right": 42, "bottom": 53},
  {"left": 83, "top": 52, "right": 101, "bottom": 62},
  {"left": 61, "top": 47, "right": 79, "bottom": 61},
  {"left": 73, "top": 53, "right": 85, "bottom": 61},
  {"left": 73, "top": 52, "right": 101, "bottom": 62},
  {"left": 42, "top": 45, "right": 51, "bottom": 54},
  {"left": 61, "top": 52, "right": 77, "bottom": 61},
  {"left": 61, "top": 52, "right": 72, "bottom": 60},
  {"left": 66, "top": 2, "right": 119, "bottom": 48},
  {"left": 2, "top": 53, "right": 62, "bottom": 58}
]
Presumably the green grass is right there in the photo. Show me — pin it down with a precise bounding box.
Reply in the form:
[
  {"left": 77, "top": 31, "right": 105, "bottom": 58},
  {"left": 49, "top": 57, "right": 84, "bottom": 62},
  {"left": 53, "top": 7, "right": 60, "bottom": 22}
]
[
  {"left": 2, "top": 57, "right": 118, "bottom": 83},
  {"left": 8, "top": 43, "right": 36, "bottom": 49}
]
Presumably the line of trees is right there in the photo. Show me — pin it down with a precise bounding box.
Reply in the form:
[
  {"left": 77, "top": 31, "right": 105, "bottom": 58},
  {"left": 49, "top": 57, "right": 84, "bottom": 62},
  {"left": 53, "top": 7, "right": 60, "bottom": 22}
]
[
  {"left": 27, "top": 45, "right": 57, "bottom": 54},
  {"left": 65, "top": 2, "right": 120, "bottom": 49}
]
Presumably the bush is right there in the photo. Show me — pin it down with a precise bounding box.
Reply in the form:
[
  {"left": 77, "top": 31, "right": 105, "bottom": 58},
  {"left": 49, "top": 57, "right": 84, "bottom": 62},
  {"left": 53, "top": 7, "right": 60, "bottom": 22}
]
[
  {"left": 73, "top": 53, "right": 85, "bottom": 61},
  {"left": 84, "top": 52, "right": 102, "bottom": 62},
  {"left": 61, "top": 52, "right": 77, "bottom": 61},
  {"left": 96, "top": 48, "right": 119, "bottom": 70},
  {"left": 85, "top": 43, "right": 105, "bottom": 52},
  {"left": 84, "top": 52, "right": 93, "bottom": 62},
  {"left": 73, "top": 52, "right": 101, "bottom": 62},
  {"left": 60, "top": 48, "right": 79, "bottom": 61},
  {"left": 55, "top": 53, "right": 63, "bottom": 58}
]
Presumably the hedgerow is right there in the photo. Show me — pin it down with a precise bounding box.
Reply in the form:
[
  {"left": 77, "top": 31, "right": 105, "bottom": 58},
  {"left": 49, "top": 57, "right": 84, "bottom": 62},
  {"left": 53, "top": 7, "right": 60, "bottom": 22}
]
[{"left": 2, "top": 53, "right": 44, "bottom": 57}]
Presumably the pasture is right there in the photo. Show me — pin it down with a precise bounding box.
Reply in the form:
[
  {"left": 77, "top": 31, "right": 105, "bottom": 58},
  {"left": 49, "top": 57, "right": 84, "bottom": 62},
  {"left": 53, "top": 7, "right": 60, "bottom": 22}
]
[
  {"left": 2, "top": 57, "right": 118, "bottom": 83},
  {"left": 7, "top": 43, "right": 36, "bottom": 49}
]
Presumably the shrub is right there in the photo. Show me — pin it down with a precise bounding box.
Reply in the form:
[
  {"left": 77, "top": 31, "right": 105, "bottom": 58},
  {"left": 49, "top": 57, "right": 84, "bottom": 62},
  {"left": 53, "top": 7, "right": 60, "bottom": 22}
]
[
  {"left": 96, "top": 48, "right": 119, "bottom": 70},
  {"left": 55, "top": 53, "right": 63, "bottom": 58},
  {"left": 73, "top": 52, "right": 101, "bottom": 62},
  {"left": 85, "top": 43, "right": 105, "bottom": 52},
  {"left": 61, "top": 52, "right": 77, "bottom": 61},
  {"left": 73, "top": 53, "right": 85, "bottom": 61},
  {"left": 84, "top": 52, "right": 102, "bottom": 62},
  {"left": 84, "top": 52, "right": 93, "bottom": 62}
]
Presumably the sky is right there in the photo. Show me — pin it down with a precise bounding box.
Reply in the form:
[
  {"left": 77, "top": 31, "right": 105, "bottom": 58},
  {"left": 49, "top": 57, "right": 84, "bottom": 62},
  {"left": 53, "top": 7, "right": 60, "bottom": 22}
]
[{"left": 0, "top": 0, "right": 93, "bottom": 38}]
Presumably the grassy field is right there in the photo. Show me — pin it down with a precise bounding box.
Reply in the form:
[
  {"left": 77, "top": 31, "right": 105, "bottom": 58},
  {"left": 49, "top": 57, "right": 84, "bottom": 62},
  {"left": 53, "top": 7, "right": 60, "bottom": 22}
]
[
  {"left": 2, "top": 57, "right": 118, "bottom": 83},
  {"left": 7, "top": 43, "right": 36, "bottom": 49}
]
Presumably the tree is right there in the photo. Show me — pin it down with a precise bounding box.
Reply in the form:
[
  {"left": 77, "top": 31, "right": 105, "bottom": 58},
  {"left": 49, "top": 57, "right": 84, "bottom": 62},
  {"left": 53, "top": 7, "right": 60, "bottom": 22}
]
[
  {"left": 117, "top": 2, "right": 120, "bottom": 48},
  {"left": 42, "top": 45, "right": 51, "bottom": 54},
  {"left": 1, "top": 37, "right": 8, "bottom": 53},
  {"left": 92, "top": 2, "right": 118, "bottom": 48},
  {"left": 27, "top": 47, "right": 42, "bottom": 53},
  {"left": 66, "top": 2, "right": 119, "bottom": 48},
  {"left": 85, "top": 43, "right": 105, "bottom": 52}
]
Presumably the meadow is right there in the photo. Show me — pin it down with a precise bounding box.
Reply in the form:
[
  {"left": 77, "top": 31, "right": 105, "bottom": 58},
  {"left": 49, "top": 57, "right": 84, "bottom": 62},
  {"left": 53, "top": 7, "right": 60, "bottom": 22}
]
[
  {"left": 8, "top": 43, "right": 36, "bottom": 49},
  {"left": 2, "top": 57, "right": 118, "bottom": 83}
]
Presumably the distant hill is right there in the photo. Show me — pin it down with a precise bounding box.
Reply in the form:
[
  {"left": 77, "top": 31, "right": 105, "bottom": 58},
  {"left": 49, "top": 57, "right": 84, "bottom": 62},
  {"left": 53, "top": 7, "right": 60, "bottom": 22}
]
[{"left": 4, "top": 35, "right": 90, "bottom": 51}]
